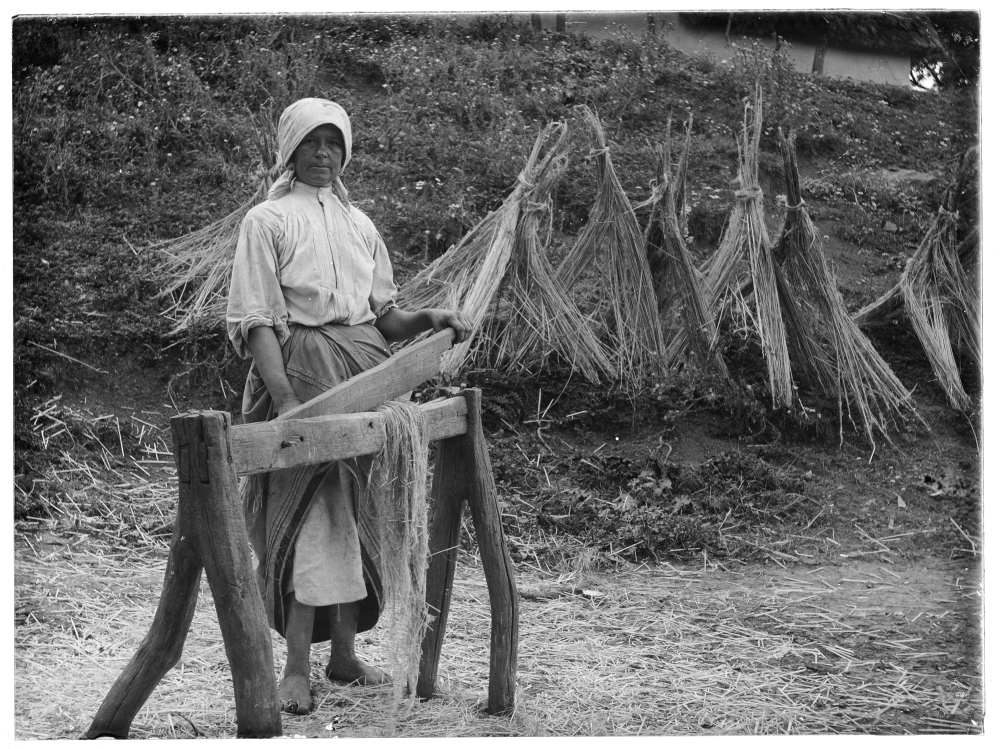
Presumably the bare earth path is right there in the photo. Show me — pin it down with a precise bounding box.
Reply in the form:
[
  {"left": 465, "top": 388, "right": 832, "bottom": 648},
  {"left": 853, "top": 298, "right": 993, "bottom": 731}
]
[{"left": 14, "top": 533, "right": 981, "bottom": 738}]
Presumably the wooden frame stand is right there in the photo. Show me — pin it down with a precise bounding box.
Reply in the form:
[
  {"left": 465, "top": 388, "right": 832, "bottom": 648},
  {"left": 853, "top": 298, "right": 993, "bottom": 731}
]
[{"left": 85, "top": 331, "right": 518, "bottom": 739}]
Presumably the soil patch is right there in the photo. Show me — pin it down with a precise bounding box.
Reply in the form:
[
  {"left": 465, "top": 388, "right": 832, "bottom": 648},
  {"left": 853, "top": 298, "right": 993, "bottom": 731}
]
[{"left": 14, "top": 534, "right": 981, "bottom": 738}]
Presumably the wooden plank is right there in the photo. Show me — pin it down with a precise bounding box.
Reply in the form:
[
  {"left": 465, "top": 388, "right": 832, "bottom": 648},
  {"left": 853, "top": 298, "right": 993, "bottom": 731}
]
[
  {"left": 231, "top": 397, "right": 468, "bottom": 476},
  {"left": 458, "top": 389, "right": 519, "bottom": 715},
  {"left": 277, "top": 328, "right": 455, "bottom": 422},
  {"left": 417, "top": 432, "right": 468, "bottom": 699}
]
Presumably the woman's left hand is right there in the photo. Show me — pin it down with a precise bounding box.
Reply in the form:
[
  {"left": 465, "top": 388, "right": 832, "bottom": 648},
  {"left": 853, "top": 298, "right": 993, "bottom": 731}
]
[{"left": 426, "top": 309, "right": 472, "bottom": 343}]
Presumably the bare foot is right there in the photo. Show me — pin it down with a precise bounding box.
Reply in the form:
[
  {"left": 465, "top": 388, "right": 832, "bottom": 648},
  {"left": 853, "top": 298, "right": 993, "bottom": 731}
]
[
  {"left": 326, "top": 647, "right": 390, "bottom": 686},
  {"left": 278, "top": 673, "right": 312, "bottom": 714}
]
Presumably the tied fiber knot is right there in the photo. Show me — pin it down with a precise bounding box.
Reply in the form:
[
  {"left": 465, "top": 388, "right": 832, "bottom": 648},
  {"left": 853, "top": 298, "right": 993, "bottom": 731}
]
[
  {"left": 517, "top": 173, "right": 537, "bottom": 191},
  {"left": 735, "top": 187, "right": 764, "bottom": 201},
  {"left": 780, "top": 196, "right": 807, "bottom": 213},
  {"left": 522, "top": 198, "right": 550, "bottom": 216}
]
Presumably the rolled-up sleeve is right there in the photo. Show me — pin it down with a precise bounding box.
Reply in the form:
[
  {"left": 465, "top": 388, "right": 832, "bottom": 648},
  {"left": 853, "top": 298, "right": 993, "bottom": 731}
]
[
  {"left": 368, "top": 229, "right": 399, "bottom": 319},
  {"left": 226, "top": 214, "right": 290, "bottom": 359}
]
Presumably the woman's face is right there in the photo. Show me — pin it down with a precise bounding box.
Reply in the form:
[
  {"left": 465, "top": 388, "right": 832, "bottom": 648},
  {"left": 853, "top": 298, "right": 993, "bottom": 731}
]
[{"left": 292, "top": 124, "right": 345, "bottom": 187}]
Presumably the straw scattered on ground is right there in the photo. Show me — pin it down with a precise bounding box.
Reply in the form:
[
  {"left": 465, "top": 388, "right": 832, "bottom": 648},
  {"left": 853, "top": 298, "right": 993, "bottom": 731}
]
[{"left": 15, "top": 527, "right": 981, "bottom": 738}]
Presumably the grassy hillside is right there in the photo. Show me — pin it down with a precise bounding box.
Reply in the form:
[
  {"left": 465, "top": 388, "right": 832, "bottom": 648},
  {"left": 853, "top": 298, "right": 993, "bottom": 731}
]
[{"left": 13, "top": 14, "right": 978, "bottom": 523}]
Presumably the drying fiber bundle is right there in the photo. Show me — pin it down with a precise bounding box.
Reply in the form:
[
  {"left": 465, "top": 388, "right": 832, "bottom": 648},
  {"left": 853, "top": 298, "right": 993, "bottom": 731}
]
[
  {"left": 480, "top": 129, "right": 614, "bottom": 381},
  {"left": 364, "top": 399, "right": 432, "bottom": 717},
  {"left": 555, "top": 106, "right": 668, "bottom": 390},
  {"left": 702, "top": 90, "right": 795, "bottom": 408},
  {"left": 899, "top": 203, "right": 979, "bottom": 410},
  {"left": 644, "top": 116, "right": 730, "bottom": 382},
  {"left": 853, "top": 146, "right": 979, "bottom": 331},
  {"left": 853, "top": 226, "right": 979, "bottom": 330},
  {"left": 400, "top": 122, "right": 612, "bottom": 381},
  {"left": 852, "top": 146, "right": 980, "bottom": 411},
  {"left": 152, "top": 111, "right": 278, "bottom": 334},
  {"left": 774, "top": 131, "right": 919, "bottom": 445},
  {"left": 397, "top": 132, "right": 542, "bottom": 376}
]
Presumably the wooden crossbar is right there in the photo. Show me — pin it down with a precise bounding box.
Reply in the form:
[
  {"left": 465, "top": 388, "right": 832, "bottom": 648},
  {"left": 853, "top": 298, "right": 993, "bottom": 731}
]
[
  {"left": 232, "top": 397, "right": 468, "bottom": 476},
  {"left": 85, "top": 330, "right": 518, "bottom": 739}
]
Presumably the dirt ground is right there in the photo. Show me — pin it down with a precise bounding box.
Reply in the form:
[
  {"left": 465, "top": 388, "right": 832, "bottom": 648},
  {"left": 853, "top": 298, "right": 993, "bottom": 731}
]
[
  {"left": 13, "top": 528, "right": 981, "bottom": 738},
  {"left": 15, "top": 533, "right": 982, "bottom": 739}
]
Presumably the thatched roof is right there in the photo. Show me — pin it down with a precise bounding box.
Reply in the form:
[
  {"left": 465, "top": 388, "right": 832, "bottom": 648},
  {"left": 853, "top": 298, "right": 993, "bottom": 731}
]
[{"left": 683, "top": 12, "right": 944, "bottom": 55}]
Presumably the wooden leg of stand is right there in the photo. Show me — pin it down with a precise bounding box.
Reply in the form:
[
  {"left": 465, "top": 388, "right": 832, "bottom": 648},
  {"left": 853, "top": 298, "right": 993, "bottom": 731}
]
[
  {"left": 417, "top": 434, "right": 468, "bottom": 699},
  {"left": 460, "top": 389, "right": 519, "bottom": 715},
  {"left": 179, "top": 412, "right": 281, "bottom": 739},
  {"left": 84, "top": 484, "right": 203, "bottom": 738}
]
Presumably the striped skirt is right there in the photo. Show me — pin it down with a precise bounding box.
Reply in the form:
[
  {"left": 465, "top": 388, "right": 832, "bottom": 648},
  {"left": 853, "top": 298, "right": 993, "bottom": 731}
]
[{"left": 240, "top": 322, "right": 390, "bottom": 643}]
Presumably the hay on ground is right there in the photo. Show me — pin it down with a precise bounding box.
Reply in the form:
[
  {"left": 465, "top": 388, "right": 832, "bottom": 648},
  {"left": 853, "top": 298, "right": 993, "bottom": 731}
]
[
  {"left": 555, "top": 106, "right": 668, "bottom": 390},
  {"left": 16, "top": 522, "right": 981, "bottom": 737}
]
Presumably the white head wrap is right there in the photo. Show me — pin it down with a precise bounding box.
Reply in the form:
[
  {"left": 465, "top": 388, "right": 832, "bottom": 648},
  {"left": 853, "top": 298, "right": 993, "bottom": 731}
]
[{"left": 267, "top": 98, "right": 353, "bottom": 205}]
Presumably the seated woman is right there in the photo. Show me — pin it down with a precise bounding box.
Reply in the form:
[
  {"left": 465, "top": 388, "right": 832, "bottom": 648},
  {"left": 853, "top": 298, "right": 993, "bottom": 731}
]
[{"left": 226, "top": 97, "right": 470, "bottom": 715}]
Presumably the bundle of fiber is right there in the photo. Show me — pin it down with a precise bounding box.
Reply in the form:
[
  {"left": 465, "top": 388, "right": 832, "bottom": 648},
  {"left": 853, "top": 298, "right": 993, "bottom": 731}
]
[
  {"left": 400, "top": 122, "right": 612, "bottom": 381},
  {"left": 774, "top": 131, "right": 920, "bottom": 444},
  {"left": 850, "top": 145, "right": 979, "bottom": 412},
  {"left": 852, "top": 226, "right": 979, "bottom": 329},
  {"left": 852, "top": 145, "right": 980, "bottom": 330},
  {"left": 555, "top": 106, "right": 668, "bottom": 389},
  {"left": 397, "top": 173, "right": 523, "bottom": 323},
  {"left": 898, "top": 203, "right": 979, "bottom": 411},
  {"left": 702, "top": 90, "right": 794, "bottom": 408},
  {"left": 365, "top": 400, "right": 432, "bottom": 716},
  {"left": 643, "top": 114, "right": 691, "bottom": 318},
  {"left": 483, "top": 141, "right": 614, "bottom": 381},
  {"left": 153, "top": 112, "right": 278, "bottom": 334},
  {"left": 643, "top": 117, "right": 730, "bottom": 381}
]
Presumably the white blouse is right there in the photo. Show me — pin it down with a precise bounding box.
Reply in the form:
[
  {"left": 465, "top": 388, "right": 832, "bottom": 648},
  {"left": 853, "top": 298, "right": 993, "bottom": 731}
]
[{"left": 226, "top": 181, "right": 398, "bottom": 359}]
